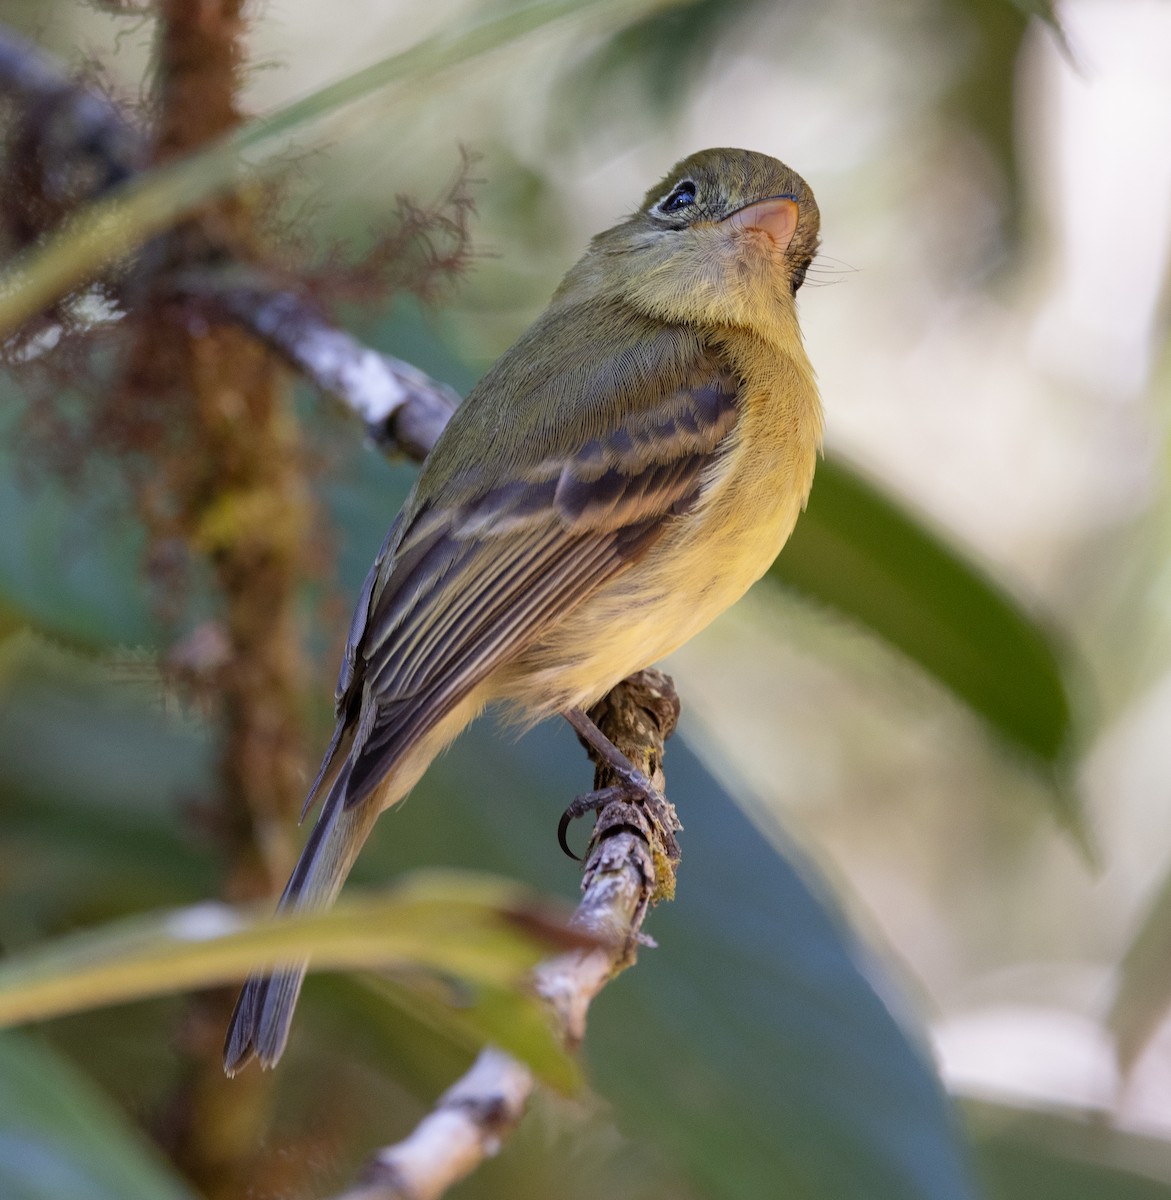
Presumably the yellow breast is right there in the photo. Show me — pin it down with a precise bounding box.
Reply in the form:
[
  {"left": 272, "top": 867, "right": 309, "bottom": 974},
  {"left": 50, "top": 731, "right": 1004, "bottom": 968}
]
[{"left": 502, "top": 327, "right": 822, "bottom": 719}]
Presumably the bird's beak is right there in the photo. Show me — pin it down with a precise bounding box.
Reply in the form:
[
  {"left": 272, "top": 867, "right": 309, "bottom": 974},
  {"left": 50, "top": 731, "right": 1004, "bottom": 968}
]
[{"left": 722, "top": 195, "right": 799, "bottom": 252}]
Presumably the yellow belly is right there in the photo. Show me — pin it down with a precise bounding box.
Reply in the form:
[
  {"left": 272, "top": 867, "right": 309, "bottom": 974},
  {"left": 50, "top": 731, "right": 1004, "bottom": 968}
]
[{"left": 497, "top": 341, "right": 821, "bottom": 719}]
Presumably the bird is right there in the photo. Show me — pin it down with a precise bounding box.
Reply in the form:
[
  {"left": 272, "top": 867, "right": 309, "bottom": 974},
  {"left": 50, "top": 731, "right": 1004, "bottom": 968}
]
[{"left": 224, "top": 147, "right": 823, "bottom": 1073}]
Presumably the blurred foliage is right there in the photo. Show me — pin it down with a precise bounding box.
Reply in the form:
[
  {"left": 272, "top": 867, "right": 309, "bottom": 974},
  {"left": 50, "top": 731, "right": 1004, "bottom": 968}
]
[
  {"left": 562, "top": 0, "right": 1067, "bottom": 236},
  {"left": 0, "top": 1031, "right": 197, "bottom": 1200},
  {"left": 772, "top": 456, "right": 1077, "bottom": 803},
  {"left": 0, "top": 0, "right": 659, "bottom": 338},
  {"left": 561, "top": 0, "right": 741, "bottom": 118},
  {"left": 0, "top": 434, "right": 158, "bottom": 647},
  {"left": 0, "top": 871, "right": 582, "bottom": 1092},
  {"left": 968, "top": 1102, "right": 1171, "bottom": 1200},
  {"left": 0, "top": 0, "right": 1157, "bottom": 1198},
  {"left": 1110, "top": 867, "right": 1171, "bottom": 1074},
  {"left": 944, "top": 0, "right": 1031, "bottom": 215}
]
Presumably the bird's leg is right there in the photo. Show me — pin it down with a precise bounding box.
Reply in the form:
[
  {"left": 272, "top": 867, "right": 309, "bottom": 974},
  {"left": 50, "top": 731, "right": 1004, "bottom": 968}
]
[
  {"left": 564, "top": 706, "right": 660, "bottom": 793},
  {"left": 559, "top": 705, "right": 681, "bottom": 861}
]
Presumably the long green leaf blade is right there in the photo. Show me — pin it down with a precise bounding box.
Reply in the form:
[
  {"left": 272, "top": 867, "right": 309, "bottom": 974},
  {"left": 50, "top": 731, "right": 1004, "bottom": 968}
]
[
  {"left": 771, "top": 455, "right": 1076, "bottom": 772},
  {"left": 0, "top": 873, "right": 576, "bottom": 1028},
  {"left": 0, "top": 1031, "right": 197, "bottom": 1200}
]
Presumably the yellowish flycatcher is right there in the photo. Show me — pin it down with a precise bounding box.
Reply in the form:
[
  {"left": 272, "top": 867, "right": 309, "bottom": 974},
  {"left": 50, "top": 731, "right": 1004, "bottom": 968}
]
[{"left": 225, "top": 147, "right": 823, "bottom": 1071}]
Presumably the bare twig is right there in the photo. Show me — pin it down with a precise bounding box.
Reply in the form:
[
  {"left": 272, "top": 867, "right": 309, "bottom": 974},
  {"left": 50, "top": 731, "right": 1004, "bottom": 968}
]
[
  {"left": 334, "top": 1049, "right": 533, "bottom": 1200},
  {"left": 327, "top": 669, "right": 682, "bottom": 1200},
  {"left": 538, "top": 671, "right": 681, "bottom": 1038},
  {"left": 193, "top": 280, "right": 461, "bottom": 462}
]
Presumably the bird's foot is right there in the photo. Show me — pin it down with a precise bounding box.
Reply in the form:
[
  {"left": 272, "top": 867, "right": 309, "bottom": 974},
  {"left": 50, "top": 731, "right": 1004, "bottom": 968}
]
[
  {"left": 559, "top": 707, "right": 682, "bottom": 862},
  {"left": 558, "top": 784, "right": 626, "bottom": 860}
]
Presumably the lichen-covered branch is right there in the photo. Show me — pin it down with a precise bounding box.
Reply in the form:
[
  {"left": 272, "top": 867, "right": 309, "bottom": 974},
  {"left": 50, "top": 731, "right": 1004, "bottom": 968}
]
[
  {"left": 192, "top": 280, "right": 460, "bottom": 462},
  {"left": 326, "top": 669, "right": 682, "bottom": 1200},
  {"left": 537, "top": 670, "right": 681, "bottom": 1038},
  {"left": 333, "top": 1049, "right": 533, "bottom": 1200}
]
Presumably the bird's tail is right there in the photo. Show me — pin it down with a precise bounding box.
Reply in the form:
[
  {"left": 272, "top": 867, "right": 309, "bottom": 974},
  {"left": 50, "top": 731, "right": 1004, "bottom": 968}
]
[{"left": 223, "top": 773, "right": 379, "bottom": 1074}]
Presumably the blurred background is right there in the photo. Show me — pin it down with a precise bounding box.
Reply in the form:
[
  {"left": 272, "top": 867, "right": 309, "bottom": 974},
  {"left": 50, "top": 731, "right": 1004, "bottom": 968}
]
[{"left": 2, "top": 1, "right": 1171, "bottom": 1198}]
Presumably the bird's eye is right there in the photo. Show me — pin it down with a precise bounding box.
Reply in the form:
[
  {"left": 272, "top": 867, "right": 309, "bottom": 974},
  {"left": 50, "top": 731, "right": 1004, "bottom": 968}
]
[{"left": 658, "top": 180, "right": 697, "bottom": 215}]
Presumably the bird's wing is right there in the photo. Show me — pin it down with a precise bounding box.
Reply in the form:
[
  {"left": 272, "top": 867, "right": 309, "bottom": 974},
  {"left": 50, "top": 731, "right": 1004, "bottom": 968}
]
[{"left": 323, "top": 323, "right": 742, "bottom": 812}]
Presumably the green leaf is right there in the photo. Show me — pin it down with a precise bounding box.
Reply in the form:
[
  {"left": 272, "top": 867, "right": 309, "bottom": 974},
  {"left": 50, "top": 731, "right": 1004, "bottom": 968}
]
[
  {"left": 0, "top": 1030, "right": 196, "bottom": 1200},
  {"left": 583, "top": 737, "right": 982, "bottom": 1200},
  {"left": 1109, "top": 863, "right": 1171, "bottom": 1074},
  {"left": 967, "top": 1099, "right": 1171, "bottom": 1199},
  {"left": 0, "top": 632, "right": 215, "bottom": 926},
  {"left": 344, "top": 973, "right": 579, "bottom": 1094},
  {"left": 0, "top": 0, "right": 669, "bottom": 337},
  {"left": 771, "top": 455, "right": 1077, "bottom": 777},
  {"left": 0, "top": 439, "right": 158, "bottom": 649},
  {"left": 0, "top": 872, "right": 577, "bottom": 1029}
]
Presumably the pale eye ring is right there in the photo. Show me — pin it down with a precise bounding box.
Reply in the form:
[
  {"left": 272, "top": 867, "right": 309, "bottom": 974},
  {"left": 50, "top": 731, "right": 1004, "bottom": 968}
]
[{"left": 658, "top": 180, "right": 697, "bottom": 214}]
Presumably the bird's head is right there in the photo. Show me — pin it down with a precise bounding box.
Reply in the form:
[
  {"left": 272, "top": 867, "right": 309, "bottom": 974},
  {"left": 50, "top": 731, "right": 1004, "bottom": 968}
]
[{"left": 568, "top": 148, "right": 820, "bottom": 335}]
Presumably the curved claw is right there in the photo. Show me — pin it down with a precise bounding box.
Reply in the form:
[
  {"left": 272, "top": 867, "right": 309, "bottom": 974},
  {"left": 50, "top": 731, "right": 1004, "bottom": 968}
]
[
  {"left": 557, "top": 784, "right": 625, "bottom": 862},
  {"left": 558, "top": 806, "right": 583, "bottom": 861}
]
